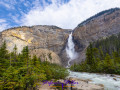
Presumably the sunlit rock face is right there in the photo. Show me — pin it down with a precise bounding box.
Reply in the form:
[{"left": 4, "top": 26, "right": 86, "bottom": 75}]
[
  {"left": 30, "top": 48, "right": 61, "bottom": 65},
  {"left": 0, "top": 25, "right": 71, "bottom": 65},
  {"left": 73, "top": 8, "right": 120, "bottom": 63},
  {"left": 1, "top": 27, "right": 33, "bottom": 53}
]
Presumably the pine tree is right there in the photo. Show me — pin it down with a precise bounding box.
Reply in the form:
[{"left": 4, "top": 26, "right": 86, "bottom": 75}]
[
  {"left": 99, "top": 47, "right": 104, "bottom": 60},
  {"left": 0, "top": 41, "right": 9, "bottom": 76},
  {"left": 104, "top": 53, "right": 114, "bottom": 73},
  {"left": 32, "top": 55, "right": 38, "bottom": 66},
  {"left": 112, "top": 51, "right": 119, "bottom": 64},
  {"left": 86, "top": 43, "right": 95, "bottom": 65},
  {"left": 21, "top": 46, "right": 29, "bottom": 66},
  {"left": 0, "top": 41, "right": 8, "bottom": 58}
]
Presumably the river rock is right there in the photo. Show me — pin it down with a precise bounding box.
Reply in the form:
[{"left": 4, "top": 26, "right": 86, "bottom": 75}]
[
  {"left": 113, "top": 78, "right": 117, "bottom": 81},
  {"left": 68, "top": 77, "right": 104, "bottom": 90}
]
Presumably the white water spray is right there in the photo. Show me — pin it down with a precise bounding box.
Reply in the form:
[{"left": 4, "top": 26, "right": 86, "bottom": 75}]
[{"left": 66, "top": 32, "right": 78, "bottom": 67}]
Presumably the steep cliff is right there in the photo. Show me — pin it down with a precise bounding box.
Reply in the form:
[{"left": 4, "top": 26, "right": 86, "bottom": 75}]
[
  {"left": 0, "top": 25, "right": 71, "bottom": 65},
  {"left": 73, "top": 8, "right": 120, "bottom": 63}
]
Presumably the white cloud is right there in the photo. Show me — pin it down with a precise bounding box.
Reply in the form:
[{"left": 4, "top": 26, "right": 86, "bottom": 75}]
[
  {"left": 0, "top": 19, "right": 9, "bottom": 32},
  {"left": 0, "top": 1, "right": 15, "bottom": 9},
  {"left": 0, "top": 23, "right": 8, "bottom": 31},
  {"left": 0, "top": 19, "right": 6, "bottom": 23},
  {"left": 11, "top": 14, "right": 20, "bottom": 23},
  {"left": 21, "top": 0, "right": 120, "bottom": 29},
  {"left": 0, "top": 2, "right": 11, "bottom": 9}
]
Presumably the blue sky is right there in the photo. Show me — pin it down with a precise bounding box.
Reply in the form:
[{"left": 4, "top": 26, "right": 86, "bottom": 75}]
[
  {"left": 0, "top": 0, "right": 120, "bottom": 31},
  {"left": 0, "top": 0, "right": 69, "bottom": 30}
]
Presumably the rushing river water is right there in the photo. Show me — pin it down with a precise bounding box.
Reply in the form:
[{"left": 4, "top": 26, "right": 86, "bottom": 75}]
[{"left": 69, "top": 70, "right": 120, "bottom": 90}]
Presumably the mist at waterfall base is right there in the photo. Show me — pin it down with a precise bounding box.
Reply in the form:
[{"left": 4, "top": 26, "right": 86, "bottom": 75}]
[{"left": 66, "top": 32, "right": 78, "bottom": 67}]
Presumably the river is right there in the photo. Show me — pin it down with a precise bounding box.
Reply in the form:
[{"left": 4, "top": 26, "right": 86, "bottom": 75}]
[{"left": 69, "top": 70, "right": 120, "bottom": 90}]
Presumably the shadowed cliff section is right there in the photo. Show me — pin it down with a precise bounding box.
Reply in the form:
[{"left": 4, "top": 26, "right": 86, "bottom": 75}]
[
  {"left": 73, "top": 8, "right": 120, "bottom": 63},
  {"left": 0, "top": 25, "right": 72, "bottom": 65}
]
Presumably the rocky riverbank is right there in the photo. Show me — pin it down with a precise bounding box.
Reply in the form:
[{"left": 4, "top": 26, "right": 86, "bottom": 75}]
[{"left": 38, "top": 77, "right": 104, "bottom": 90}]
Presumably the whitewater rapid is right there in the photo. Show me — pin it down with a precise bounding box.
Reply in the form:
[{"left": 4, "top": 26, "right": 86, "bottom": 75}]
[{"left": 69, "top": 70, "right": 120, "bottom": 90}]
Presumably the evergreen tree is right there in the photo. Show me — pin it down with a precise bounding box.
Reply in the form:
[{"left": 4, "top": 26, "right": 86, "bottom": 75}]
[
  {"left": 0, "top": 44, "right": 69, "bottom": 90},
  {"left": 0, "top": 41, "right": 9, "bottom": 76},
  {"left": 86, "top": 43, "right": 95, "bottom": 65}
]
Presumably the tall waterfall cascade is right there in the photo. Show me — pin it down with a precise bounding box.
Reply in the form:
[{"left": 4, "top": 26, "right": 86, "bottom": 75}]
[{"left": 66, "top": 32, "right": 78, "bottom": 67}]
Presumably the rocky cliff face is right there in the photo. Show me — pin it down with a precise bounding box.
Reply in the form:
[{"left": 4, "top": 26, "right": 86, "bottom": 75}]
[
  {"left": 73, "top": 8, "right": 120, "bottom": 63},
  {"left": 0, "top": 25, "right": 71, "bottom": 65}
]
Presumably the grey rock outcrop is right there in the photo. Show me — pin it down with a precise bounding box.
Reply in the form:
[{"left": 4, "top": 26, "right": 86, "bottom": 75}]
[{"left": 72, "top": 8, "right": 120, "bottom": 63}]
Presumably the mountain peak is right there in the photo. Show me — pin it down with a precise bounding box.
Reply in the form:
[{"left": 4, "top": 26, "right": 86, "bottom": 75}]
[{"left": 78, "top": 8, "right": 120, "bottom": 27}]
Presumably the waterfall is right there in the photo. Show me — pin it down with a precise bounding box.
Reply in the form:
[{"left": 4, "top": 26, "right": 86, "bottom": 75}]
[{"left": 66, "top": 32, "right": 78, "bottom": 67}]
